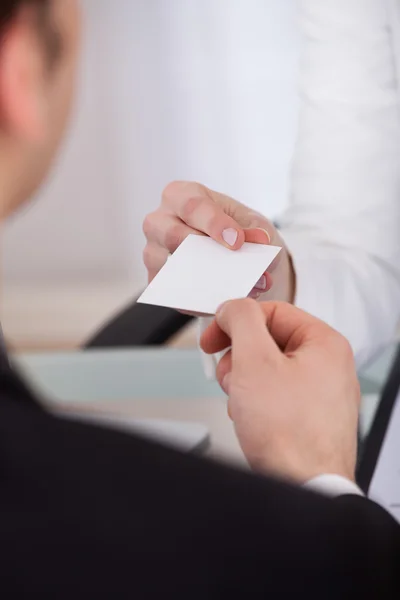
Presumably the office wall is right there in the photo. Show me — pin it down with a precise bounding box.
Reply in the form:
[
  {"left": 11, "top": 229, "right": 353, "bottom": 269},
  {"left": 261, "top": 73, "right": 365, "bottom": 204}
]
[{"left": 2, "top": 0, "right": 300, "bottom": 346}]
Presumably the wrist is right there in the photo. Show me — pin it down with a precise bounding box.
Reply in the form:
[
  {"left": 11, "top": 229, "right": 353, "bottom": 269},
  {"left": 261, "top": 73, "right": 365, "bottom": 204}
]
[
  {"left": 250, "top": 449, "right": 356, "bottom": 486},
  {"left": 291, "top": 466, "right": 356, "bottom": 486}
]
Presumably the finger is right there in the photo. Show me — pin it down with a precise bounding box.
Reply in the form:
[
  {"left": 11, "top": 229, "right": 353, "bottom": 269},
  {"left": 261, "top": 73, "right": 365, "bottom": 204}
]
[
  {"left": 249, "top": 272, "right": 273, "bottom": 296},
  {"left": 200, "top": 319, "right": 231, "bottom": 355},
  {"left": 215, "top": 350, "right": 232, "bottom": 394},
  {"left": 143, "top": 243, "right": 170, "bottom": 282},
  {"left": 200, "top": 275, "right": 272, "bottom": 355},
  {"left": 162, "top": 181, "right": 209, "bottom": 207},
  {"left": 248, "top": 289, "right": 263, "bottom": 300},
  {"left": 215, "top": 299, "right": 281, "bottom": 372},
  {"left": 165, "top": 193, "right": 245, "bottom": 250},
  {"left": 143, "top": 212, "right": 198, "bottom": 254},
  {"left": 162, "top": 182, "right": 278, "bottom": 250},
  {"left": 163, "top": 181, "right": 236, "bottom": 220},
  {"left": 217, "top": 197, "right": 275, "bottom": 232},
  {"left": 204, "top": 300, "right": 331, "bottom": 360},
  {"left": 244, "top": 227, "right": 272, "bottom": 245},
  {"left": 257, "top": 301, "right": 331, "bottom": 352}
]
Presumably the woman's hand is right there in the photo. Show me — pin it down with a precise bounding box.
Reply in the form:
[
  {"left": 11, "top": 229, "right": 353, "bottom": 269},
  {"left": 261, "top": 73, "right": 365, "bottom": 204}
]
[{"left": 143, "top": 181, "right": 295, "bottom": 305}]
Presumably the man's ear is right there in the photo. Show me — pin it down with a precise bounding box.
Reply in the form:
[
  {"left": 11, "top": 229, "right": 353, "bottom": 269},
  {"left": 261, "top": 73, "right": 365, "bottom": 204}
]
[{"left": 0, "top": 10, "right": 48, "bottom": 142}]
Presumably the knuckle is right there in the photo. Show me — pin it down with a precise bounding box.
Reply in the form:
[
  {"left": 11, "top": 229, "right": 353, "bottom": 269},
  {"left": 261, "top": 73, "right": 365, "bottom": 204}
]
[
  {"left": 142, "top": 213, "right": 155, "bottom": 238},
  {"left": 241, "top": 297, "right": 258, "bottom": 311},
  {"left": 313, "top": 326, "right": 337, "bottom": 349},
  {"left": 239, "top": 209, "right": 263, "bottom": 229},
  {"left": 180, "top": 196, "right": 206, "bottom": 222},
  {"left": 143, "top": 244, "right": 168, "bottom": 272},
  {"left": 207, "top": 212, "right": 228, "bottom": 237},
  {"left": 142, "top": 245, "right": 154, "bottom": 269},
  {"left": 267, "top": 300, "right": 285, "bottom": 312},
  {"left": 162, "top": 180, "right": 187, "bottom": 204},
  {"left": 226, "top": 297, "right": 257, "bottom": 318},
  {"left": 164, "top": 223, "right": 185, "bottom": 252},
  {"left": 337, "top": 335, "right": 354, "bottom": 360},
  {"left": 323, "top": 329, "right": 354, "bottom": 359},
  {"left": 325, "top": 327, "right": 344, "bottom": 345}
]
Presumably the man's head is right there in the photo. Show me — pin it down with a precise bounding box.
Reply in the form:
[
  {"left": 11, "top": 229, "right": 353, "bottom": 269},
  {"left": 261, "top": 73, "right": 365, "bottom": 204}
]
[{"left": 0, "top": 0, "right": 81, "bottom": 219}]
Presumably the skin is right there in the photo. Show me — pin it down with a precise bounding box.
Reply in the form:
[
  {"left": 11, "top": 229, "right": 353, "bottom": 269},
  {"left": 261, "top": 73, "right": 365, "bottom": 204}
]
[
  {"left": 0, "top": 0, "right": 80, "bottom": 220},
  {"left": 0, "top": 0, "right": 359, "bottom": 485},
  {"left": 143, "top": 181, "right": 296, "bottom": 302},
  {"left": 201, "top": 300, "right": 360, "bottom": 484}
]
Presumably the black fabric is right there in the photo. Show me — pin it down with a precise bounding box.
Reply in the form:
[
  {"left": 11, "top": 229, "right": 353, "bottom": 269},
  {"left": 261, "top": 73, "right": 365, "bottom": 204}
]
[
  {"left": 0, "top": 366, "right": 399, "bottom": 598},
  {"left": 84, "top": 302, "right": 194, "bottom": 348},
  {"left": 0, "top": 326, "right": 9, "bottom": 372},
  {"left": 357, "top": 345, "right": 400, "bottom": 492}
]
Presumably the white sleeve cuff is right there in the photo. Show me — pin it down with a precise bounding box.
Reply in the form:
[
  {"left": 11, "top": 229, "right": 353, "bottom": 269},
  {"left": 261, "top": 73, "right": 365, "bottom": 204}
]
[
  {"left": 198, "top": 317, "right": 221, "bottom": 381},
  {"left": 304, "top": 474, "right": 364, "bottom": 498}
]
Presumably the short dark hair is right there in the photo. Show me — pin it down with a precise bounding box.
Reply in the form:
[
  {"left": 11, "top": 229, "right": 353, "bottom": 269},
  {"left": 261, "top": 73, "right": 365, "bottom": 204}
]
[
  {"left": 0, "top": 1, "right": 60, "bottom": 65},
  {"left": 0, "top": 1, "right": 48, "bottom": 33}
]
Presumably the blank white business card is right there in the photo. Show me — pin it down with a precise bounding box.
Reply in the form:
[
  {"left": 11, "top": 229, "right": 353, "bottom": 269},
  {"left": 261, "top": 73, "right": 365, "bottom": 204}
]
[{"left": 137, "top": 235, "right": 281, "bottom": 315}]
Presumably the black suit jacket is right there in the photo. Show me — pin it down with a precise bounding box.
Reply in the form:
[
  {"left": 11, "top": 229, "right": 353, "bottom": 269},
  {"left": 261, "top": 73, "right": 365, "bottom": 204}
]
[{"left": 0, "top": 366, "right": 399, "bottom": 599}]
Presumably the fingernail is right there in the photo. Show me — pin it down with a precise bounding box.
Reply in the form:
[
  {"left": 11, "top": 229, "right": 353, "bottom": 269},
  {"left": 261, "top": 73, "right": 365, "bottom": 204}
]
[
  {"left": 255, "top": 228, "right": 271, "bottom": 244},
  {"left": 222, "top": 228, "right": 238, "bottom": 247},
  {"left": 248, "top": 290, "right": 261, "bottom": 299},
  {"left": 254, "top": 275, "right": 267, "bottom": 291}
]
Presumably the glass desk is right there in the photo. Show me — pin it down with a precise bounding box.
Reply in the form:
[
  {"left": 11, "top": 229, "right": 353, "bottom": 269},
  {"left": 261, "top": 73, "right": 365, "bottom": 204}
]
[
  {"left": 12, "top": 344, "right": 398, "bottom": 464},
  {"left": 13, "top": 348, "right": 236, "bottom": 462}
]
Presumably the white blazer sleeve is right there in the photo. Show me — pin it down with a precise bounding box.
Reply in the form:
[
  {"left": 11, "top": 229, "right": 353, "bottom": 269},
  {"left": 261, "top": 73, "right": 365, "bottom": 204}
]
[{"left": 280, "top": 0, "right": 400, "bottom": 367}]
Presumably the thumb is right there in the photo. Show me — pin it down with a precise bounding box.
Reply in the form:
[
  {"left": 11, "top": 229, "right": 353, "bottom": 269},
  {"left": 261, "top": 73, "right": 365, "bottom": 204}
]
[
  {"left": 215, "top": 299, "right": 281, "bottom": 375},
  {"left": 257, "top": 302, "right": 331, "bottom": 352},
  {"left": 214, "top": 192, "right": 275, "bottom": 243},
  {"left": 209, "top": 300, "right": 328, "bottom": 369}
]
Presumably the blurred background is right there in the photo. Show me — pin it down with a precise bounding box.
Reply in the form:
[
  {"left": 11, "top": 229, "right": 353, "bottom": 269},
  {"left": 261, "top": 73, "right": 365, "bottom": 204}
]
[{"left": 2, "top": 0, "right": 299, "bottom": 350}]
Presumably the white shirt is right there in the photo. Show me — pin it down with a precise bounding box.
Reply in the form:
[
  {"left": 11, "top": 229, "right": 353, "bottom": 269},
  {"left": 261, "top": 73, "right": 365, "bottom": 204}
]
[
  {"left": 282, "top": 0, "right": 400, "bottom": 495},
  {"left": 283, "top": 0, "right": 400, "bottom": 494},
  {"left": 203, "top": 0, "right": 400, "bottom": 497},
  {"left": 280, "top": 0, "right": 400, "bottom": 369}
]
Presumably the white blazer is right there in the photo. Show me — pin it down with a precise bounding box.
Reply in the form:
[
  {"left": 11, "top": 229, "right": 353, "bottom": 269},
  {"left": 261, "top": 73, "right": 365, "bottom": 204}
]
[{"left": 280, "top": 0, "right": 400, "bottom": 367}]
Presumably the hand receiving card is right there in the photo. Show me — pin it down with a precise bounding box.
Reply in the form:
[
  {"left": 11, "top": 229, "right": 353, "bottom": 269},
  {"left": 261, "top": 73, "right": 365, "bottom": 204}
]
[{"left": 137, "top": 235, "right": 281, "bottom": 315}]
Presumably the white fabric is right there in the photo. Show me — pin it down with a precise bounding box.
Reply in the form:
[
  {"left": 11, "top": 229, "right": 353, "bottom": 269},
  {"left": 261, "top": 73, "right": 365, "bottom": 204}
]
[
  {"left": 200, "top": 1, "right": 400, "bottom": 499},
  {"left": 280, "top": 0, "right": 400, "bottom": 368},
  {"left": 200, "top": 0, "right": 400, "bottom": 371},
  {"left": 305, "top": 474, "right": 364, "bottom": 498}
]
